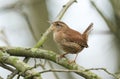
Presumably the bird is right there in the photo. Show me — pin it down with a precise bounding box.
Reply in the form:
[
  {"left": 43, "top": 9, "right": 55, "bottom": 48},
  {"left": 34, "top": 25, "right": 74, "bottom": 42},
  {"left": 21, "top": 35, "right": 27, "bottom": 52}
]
[{"left": 51, "top": 21, "right": 93, "bottom": 63}]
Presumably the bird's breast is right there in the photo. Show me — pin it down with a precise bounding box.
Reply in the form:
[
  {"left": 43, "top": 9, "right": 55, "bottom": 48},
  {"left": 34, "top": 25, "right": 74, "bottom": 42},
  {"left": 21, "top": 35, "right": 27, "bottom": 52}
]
[{"left": 53, "top": 31, "right": 63, "bottom": 43}]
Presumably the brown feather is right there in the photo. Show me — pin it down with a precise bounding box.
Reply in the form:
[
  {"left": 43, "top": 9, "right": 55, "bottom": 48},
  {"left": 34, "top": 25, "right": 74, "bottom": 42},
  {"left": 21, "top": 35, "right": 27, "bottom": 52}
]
[
  {"left": 63, "top": 27, "right": 88, "bottom": 48},
  {"left": 53, "top": 21, "right": 88, "bottom": 53},
  {"left": 52, "top": 21, "right": 93, "bottom": 63}
]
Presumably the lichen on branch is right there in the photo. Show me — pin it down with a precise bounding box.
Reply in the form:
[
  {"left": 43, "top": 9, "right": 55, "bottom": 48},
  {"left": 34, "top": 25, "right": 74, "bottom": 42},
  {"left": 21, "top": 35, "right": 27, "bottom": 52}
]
[
  {"left": 0, "top": 47, "right": 101, "bottom": 79},
  {"left": 0, "top": 50, "right": 41, "bottom": 79}
]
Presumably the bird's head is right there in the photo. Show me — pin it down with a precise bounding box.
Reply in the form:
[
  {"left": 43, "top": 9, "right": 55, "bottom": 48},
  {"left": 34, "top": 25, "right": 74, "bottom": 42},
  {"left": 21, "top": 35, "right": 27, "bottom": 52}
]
[{"left": 51, "top": 21, "right": 69, "bottom": 32}]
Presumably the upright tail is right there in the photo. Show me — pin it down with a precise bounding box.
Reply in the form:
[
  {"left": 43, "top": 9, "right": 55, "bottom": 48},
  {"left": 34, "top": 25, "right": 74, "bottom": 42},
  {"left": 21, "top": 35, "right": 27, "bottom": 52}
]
[
  {"left": 83, "top": 23, "right": 93, "bottom": 34},
  {"left": 82, "top": 23, "right": 93, "bottom": 41}
]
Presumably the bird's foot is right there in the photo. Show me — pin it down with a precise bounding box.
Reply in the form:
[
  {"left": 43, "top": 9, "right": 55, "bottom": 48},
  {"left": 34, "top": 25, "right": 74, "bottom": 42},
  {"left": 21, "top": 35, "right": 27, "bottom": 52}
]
[
  {"left": 68, "top": 60, "right": 76, "bottom": 64},
  {"left": 56, "top": 54, "right": 65, "bottom": 62}
]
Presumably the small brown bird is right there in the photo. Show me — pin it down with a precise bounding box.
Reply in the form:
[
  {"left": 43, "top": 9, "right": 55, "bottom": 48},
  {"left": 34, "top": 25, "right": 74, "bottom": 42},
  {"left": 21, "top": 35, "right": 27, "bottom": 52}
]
[{"left": 52, "top": 21, "right": 93, "bottom": 63}]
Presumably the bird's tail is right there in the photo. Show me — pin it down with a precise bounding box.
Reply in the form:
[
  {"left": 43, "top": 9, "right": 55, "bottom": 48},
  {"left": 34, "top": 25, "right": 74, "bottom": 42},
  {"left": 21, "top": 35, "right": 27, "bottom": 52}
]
[
  {"left": 82, "top": 23, "right": 93, "bottom": 41},
  {"left": 83, "top": 23, "right": 93, "bottom": 34}
]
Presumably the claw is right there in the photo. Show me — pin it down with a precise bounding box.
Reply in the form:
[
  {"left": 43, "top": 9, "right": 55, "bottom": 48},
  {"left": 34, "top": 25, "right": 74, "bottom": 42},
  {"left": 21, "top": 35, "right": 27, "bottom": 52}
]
[
  {"left": 68, "top": 60, "right": 76, "bottom": 64},
  {"left": 56, "top": 53, "right": 67, "bottom": 62}
]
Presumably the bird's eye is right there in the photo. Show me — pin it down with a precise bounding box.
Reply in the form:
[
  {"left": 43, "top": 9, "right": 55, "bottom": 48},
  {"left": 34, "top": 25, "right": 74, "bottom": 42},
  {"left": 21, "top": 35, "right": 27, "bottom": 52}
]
[
  {"left": 56, "top": 23, "right": 60, "bottom": 26},
  {"left": 56, "top": 23, "right": 62, "bottom": 29}
]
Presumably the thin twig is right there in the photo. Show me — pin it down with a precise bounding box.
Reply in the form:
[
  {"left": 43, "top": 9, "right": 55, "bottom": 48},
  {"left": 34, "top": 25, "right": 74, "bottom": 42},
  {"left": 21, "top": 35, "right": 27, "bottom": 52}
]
[
  {"left": 55, "top": 0, "right": 77, "bottom": 21},
  {"left": 39, "top": 59, "right": 46, "bottom": 69},
  {"left": 0, "top": 29, "right": 11, "bottom": 46},
  {"left": 0, "top": 63, "right": 14, "bottom": 72},
  {"left": 7, "top": 70, "right": 19, "bottom": 79},
  {"left": 47, "top": 61, "right": 60, "bottom": 79},
  {"left": 85, "top": 68, "right": 119, "bottom": 79},
  {"left": 40, "top": 69, "right": 80, "bottom": 74},
  {"left": 17, "top": 74, "right": 20, "bottom": 79},
  {"left": 39, "top": 68, "right": 118, "bottom": 79}
]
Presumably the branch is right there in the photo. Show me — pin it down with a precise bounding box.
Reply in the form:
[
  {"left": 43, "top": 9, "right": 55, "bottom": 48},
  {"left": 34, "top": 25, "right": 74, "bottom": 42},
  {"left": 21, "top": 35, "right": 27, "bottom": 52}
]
[
  {"left": 0, "top": 0, "right": 77, "bottom": 79},
  {"left": 39, "top": 68, "right": 119, "bottom": 79},
  {"left": 0, "top": 29, "right": 11, "bottom": 46},
  {"left": 0, "top": 0, "right": 77, "bottom": 78},
  {"left": 0, "top": 63, "right": 14, "bottom": 72},
  {"left": 31, "top": 1, "right": 77, "bottom": 78},
  {"left": 7, "top": 62, "right": 46, "bottom": 79},
  {"left": 55, "top": 0, "right": 77, "bottom": 21},
  {"left": 39, "top": 68, "right": 118, "bottom": 79},
  {"left": 0, "top": 50, "right": 41, "bottom": 79},
  {"left": 40, "top": 69, "right": 86, "bottom": 73},
  {"left": 34, "top": 0, "right": 77, "bottom": 48},
  {"left": 1, "top": 47, "right": 101, "bottom": 79},
  {"left": 86, "top": 68, "right": 118, "bottom": 79},
  {"left": 0, "top": 76, "right": 3, "bottom": 79},
  {"left": 7, "top": 70, "right": 19, "bottom": 79},
  {"left": 23, "top": 0, "right": 77, "bottom": 70}
]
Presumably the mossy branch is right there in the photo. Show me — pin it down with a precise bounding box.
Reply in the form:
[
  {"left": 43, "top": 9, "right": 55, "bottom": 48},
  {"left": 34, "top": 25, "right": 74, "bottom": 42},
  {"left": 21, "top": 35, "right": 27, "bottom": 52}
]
[
  {"left": 0, "top": 50, "right": 41, "bottom": 79},
  {"left": 0, "top": 47, "right": 101, "bottom": 79}
]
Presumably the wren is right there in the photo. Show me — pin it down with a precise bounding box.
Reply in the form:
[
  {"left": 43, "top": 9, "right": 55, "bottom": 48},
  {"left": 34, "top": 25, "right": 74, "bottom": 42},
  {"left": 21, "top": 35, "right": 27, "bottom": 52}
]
[{"left": 52, "top": 21, "right": 93, "bottom": 63}]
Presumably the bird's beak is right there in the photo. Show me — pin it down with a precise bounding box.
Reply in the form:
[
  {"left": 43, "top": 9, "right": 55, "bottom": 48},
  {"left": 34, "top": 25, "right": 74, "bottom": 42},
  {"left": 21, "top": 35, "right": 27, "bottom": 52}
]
[
  {"left": 47, "top": 21, "right": 55, "bottom": 31},
  {"left": 83, "top": 44, "right": 88, "bottom": 48},
  {"left": 51, "top": 22, "right": 55, "bottom": 31},
  {"left": 51, "top": 26, "right": 55, "bottom": 31},
  {"left": 85, "top": 45, "right": 88, "bottom": 48},
  {"left": 48, "top": 21, "right": 52, "bottom": 24}
]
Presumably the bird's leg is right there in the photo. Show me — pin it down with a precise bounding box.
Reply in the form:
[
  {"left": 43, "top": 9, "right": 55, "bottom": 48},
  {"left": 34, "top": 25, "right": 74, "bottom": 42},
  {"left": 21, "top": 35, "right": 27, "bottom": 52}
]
[
  {"left": 56, "top": 52, "right": 68, "bottom": 62},
  {"left": 74, "top": 53, "right": 79, "bottom": 62},
  {"left": 68, "top": 53, "right": 79, "bottom": 63},
  {"left": 60, "top": 52, "right": 68, "bottom": 58}
]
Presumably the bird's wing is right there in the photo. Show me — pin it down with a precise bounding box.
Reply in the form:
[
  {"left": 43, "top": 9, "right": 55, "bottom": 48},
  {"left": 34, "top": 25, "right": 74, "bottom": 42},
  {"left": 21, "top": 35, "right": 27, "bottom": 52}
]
[{"left": 63, "top": 28, "right": 88, "bottom": 48}]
